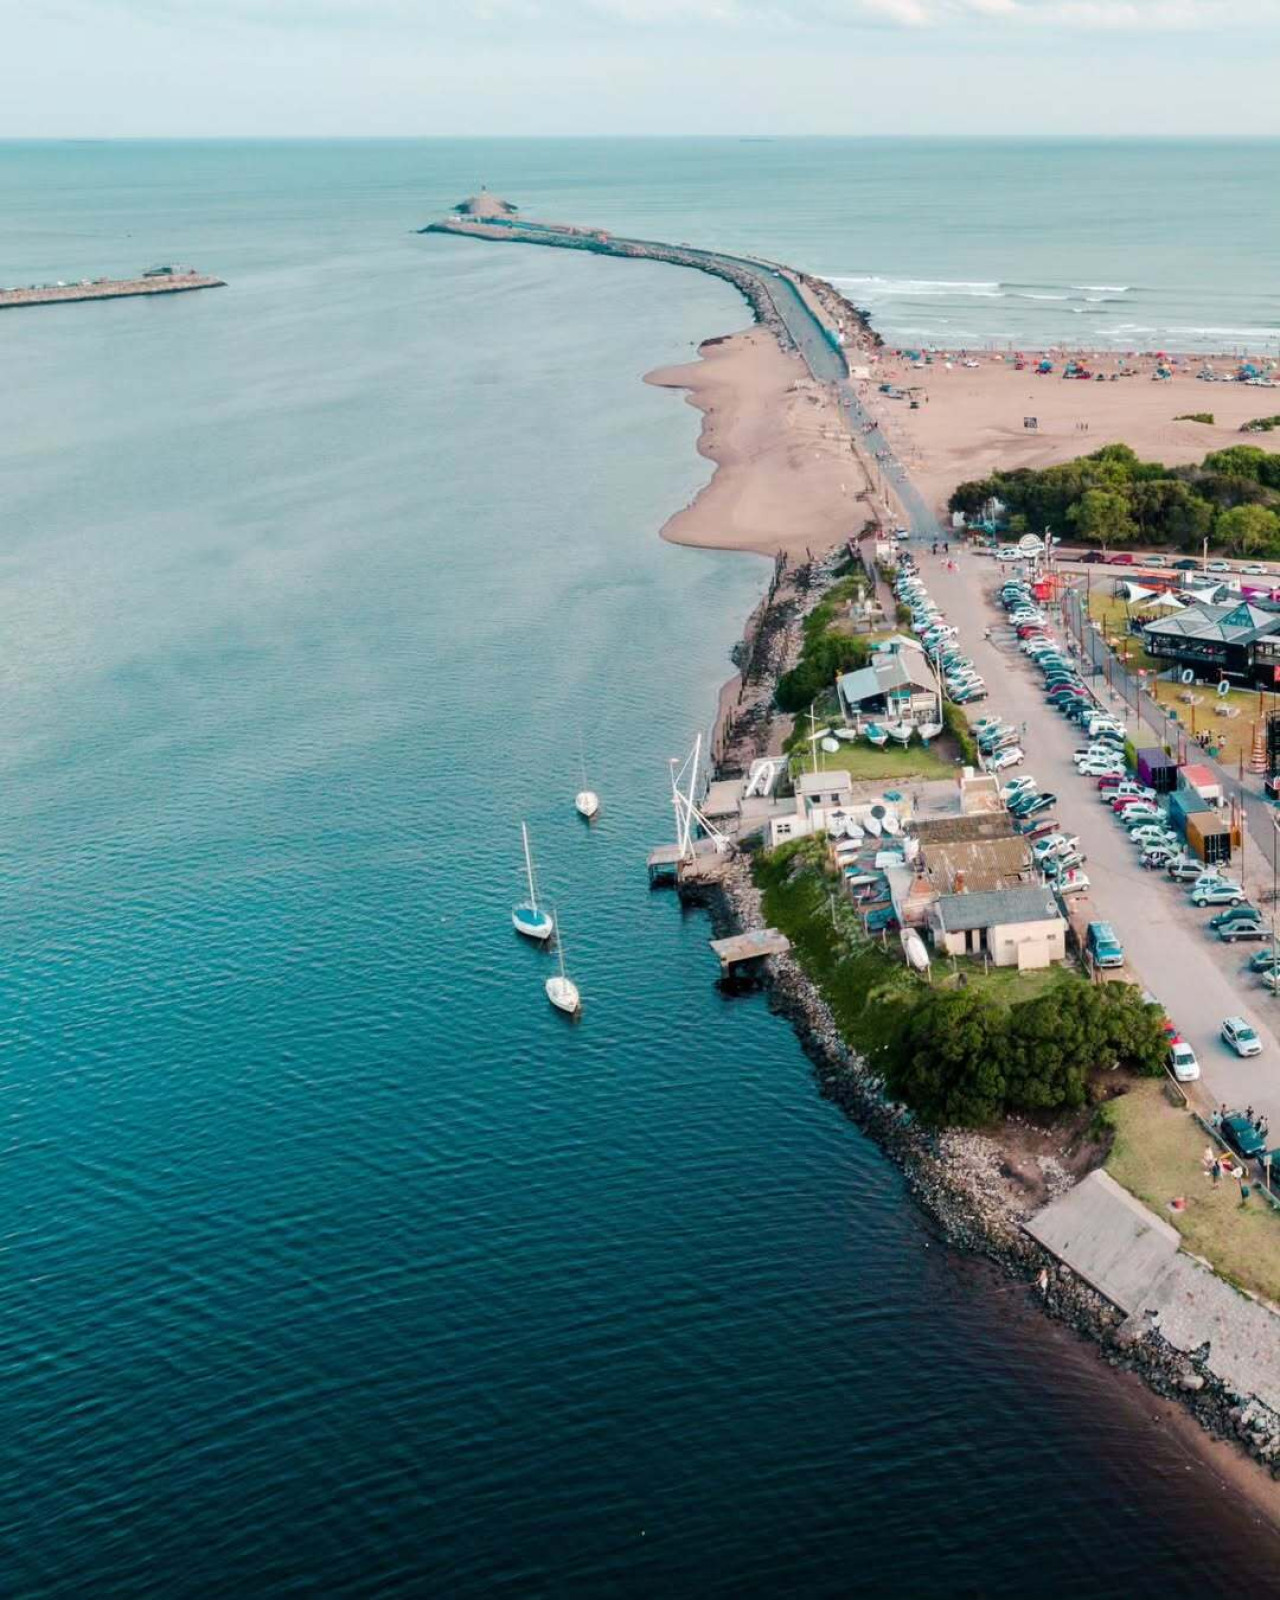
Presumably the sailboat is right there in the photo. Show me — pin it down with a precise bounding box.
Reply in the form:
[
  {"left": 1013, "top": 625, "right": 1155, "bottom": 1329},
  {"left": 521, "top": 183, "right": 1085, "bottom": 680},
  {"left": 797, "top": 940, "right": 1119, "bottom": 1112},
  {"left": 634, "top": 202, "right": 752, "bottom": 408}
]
[
  {"left": 574, "top": 743, "right": 600, "bottom": 820},
  {"left": 545, "top": 918, "right": 582, "bottom": 1016},
  {"left": 512, "top": 822, "right": 555, "bottom": 942}
]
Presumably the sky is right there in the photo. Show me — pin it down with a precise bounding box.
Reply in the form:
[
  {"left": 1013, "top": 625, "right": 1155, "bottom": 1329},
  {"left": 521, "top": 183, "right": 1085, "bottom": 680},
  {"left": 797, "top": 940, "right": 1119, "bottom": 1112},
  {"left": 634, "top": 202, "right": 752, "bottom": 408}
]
[{"left": 3, "top": 0, "right": 1280, "bottom": 137}]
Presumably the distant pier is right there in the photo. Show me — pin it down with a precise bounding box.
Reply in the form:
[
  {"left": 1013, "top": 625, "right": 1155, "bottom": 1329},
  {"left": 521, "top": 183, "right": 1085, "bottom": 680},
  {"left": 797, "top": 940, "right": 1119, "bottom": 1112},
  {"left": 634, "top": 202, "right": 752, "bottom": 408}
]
[{"left": 0, "top": 266, "right": 225, "bottom": 311}]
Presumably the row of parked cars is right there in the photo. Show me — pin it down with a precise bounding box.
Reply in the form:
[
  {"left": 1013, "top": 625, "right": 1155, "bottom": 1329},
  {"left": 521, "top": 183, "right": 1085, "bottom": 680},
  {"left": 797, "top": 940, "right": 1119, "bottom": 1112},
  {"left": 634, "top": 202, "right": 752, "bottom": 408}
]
[{"left": 895, "top": 568, "right": 988, "bottom": 705}]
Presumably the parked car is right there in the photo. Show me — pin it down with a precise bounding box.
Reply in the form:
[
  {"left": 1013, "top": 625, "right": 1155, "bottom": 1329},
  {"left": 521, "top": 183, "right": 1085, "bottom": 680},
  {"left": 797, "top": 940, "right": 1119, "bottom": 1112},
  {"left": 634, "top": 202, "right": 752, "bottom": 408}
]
[
  {"left": 987, "top": 746, "right": 1024, "bottom": 772},
  {"left": 1248, "top": 949, "right": 1280, "bottom": 973},
  {"left": 1191, "top": 881, "right": 1246, "bottom": 907},
  {"left": 1167, "top": 1039, "right": 1201, "bottom": 1082},
  {"left": 1140, "top": 845, "right": 1177, "bottom": 869},
  {"left": 1046, "top": 850, "right": 1086, "bottom": 877},
  {"left": 1217, "top": 918, "right": 1269, "bottom": 943},
  {"left": 1104, "top": 781, "right": 1155, "bottom": 804},
  {"left": 1220, "top": 1113, "right": 1266, "bottom": 1160},
  {"left": 1001, "top": 776, "right": 1036, "bottom": 800},
  {"left": 1018, "top": 816, "right": 1060, "bottom": 840},
  {"left": 1054, "top": 867, "right": 1090, "bottom": 895},
  {"left": 1014, "top": 793, "right": 1057, "bottom": 820},
  {"left": 1209, "top": 903, "right": 1262, "bottom": 929},
  {"left": 1167, "top": 857, "right": 1208, "bottom": 883},
  {"left": 1032, "top": 833, "right": 1077, "bottom": 862},
  {"left": 1086, "top": 920, "right": 1125, "bottom": 968},
  {"left": 1221, "top": 1017, "right": 1264, "bottom": 1057},
  {"left": 1078, "top": 758, "right": 1127, "bottom": 777}
]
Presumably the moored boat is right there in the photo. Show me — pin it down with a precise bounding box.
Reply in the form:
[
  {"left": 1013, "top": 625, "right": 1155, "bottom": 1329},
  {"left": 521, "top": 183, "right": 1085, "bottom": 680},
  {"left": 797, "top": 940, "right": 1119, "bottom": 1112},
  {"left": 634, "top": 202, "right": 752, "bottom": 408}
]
[{"left": 513, "top": 822, "right": 555, "bottom": 942}]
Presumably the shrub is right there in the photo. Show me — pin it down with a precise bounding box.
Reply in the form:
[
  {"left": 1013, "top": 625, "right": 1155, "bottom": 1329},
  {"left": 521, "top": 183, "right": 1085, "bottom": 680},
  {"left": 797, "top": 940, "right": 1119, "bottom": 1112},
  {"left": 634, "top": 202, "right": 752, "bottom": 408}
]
[{"left": 1175, "top": 413, "right": 1214, "bottom": 425}]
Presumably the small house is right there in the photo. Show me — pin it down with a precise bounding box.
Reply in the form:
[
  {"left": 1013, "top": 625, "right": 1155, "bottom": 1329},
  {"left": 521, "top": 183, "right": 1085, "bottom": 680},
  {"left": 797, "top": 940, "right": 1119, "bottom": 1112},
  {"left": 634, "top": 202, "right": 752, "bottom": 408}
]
[
  {"left": 796, "top": 769, "right": 854, "bottom": 815},
  {"left": 928, "top": 886, "right": 1066, "bottom": 969},
  {"left": 838, "top": 649, "right": 939, "bottom": 728}
]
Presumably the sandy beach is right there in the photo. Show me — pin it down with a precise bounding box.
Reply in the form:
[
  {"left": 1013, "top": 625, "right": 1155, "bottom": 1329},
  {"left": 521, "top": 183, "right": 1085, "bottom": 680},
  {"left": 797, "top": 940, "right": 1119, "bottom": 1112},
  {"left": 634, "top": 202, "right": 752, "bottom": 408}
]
[
  {"left": 645, "top": 327, "right": 873, "bottom": 560},
  {"left": 857, "top": 349, "right": 1280, "bottom": 518}
]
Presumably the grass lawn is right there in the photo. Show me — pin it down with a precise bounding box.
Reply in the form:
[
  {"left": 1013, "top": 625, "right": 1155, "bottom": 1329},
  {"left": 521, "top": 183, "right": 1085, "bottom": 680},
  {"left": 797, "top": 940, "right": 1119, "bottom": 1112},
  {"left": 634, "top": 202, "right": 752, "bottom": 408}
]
[
  {"left": 932, "top": 961, "right": 1078, "bottom": 1004},
  {"left": 1145, "top": 678, "right": 1271, "bottom": 768},
  {"left": 1105, "top": 1080, "right": 1280, "bottom": 1307},
  {"left": 789, "top": 739, "right": 957, "bottom": 783}
]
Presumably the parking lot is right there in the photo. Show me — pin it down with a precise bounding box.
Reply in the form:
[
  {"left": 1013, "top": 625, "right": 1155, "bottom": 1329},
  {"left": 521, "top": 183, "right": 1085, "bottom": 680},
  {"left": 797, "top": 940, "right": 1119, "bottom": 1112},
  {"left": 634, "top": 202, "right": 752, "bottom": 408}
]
[{"left": 923, "top": 547, "right": 1280, "bottom": 1131}]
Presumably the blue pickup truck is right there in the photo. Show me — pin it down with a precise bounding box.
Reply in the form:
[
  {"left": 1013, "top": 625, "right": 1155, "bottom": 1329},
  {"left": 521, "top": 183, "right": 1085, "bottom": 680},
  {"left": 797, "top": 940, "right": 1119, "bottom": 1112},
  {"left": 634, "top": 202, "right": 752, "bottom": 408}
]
[{"left": 1086, "top": 921, "right": 1125, "bottom": 969}]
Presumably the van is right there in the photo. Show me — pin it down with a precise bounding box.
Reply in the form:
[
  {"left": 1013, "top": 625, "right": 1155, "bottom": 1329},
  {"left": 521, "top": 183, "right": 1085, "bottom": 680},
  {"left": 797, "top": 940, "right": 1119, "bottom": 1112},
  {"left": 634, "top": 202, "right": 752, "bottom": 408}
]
[{"left": 1086, "top": 921, "right": 1125, "bottom": 969}]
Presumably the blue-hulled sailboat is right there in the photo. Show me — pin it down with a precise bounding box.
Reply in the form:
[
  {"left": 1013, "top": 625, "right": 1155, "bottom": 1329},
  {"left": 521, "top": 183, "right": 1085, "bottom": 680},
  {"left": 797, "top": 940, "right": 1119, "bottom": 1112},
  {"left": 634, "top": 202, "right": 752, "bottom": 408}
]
[{"left": 513, "top": 822, "right": 555, "bottom": 942}]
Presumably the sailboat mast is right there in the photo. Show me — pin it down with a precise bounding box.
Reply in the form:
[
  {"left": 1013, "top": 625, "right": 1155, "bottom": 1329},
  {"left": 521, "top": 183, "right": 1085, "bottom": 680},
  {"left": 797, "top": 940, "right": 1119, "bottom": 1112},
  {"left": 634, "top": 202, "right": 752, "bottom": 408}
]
[{"left": 522, "top": 822, "right": 538, "bottom": 911}]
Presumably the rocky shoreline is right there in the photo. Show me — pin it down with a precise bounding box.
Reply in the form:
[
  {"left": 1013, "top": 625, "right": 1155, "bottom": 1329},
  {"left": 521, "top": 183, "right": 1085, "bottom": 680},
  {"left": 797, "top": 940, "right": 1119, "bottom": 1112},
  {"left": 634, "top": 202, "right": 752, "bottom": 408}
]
[
  {"left": 706, "top": 851, "right": 1280, "bottom": 1478},
  {"left": 696, "top": 540, "right": 1280, "bottom": 1481}
]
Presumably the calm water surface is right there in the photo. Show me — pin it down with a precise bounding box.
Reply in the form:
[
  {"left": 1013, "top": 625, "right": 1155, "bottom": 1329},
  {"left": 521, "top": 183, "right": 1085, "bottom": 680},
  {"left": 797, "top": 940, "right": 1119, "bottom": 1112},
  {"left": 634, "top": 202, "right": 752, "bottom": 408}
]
[{"left": 3, "top": 140, "right": 1280, "bottom": 1597}]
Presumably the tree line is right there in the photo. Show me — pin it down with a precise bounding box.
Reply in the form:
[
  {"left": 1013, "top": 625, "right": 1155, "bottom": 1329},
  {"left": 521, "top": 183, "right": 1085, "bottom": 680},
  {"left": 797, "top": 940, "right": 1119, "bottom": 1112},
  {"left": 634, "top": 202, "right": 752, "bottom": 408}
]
[
  {"left": 950, "top": 442, "right": 1280, "bottom": 556},
  {"left": 873, "top": 980, "right": 1168, "bottom": 1127}
]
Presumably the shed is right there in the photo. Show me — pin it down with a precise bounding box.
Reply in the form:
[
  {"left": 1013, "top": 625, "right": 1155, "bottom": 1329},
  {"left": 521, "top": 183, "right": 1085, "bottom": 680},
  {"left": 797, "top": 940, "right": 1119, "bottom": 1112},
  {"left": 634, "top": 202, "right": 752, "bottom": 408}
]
[
  {"left": 1136, "top": 747, "right": 1178, "bottom": 794},
  {"left": 929, "top": 886, "right": 1066, "bottom": 969},
  {"left": 1187, "top": 813, "right": 1232, "bottom": 866},
  {"left": 1168, "top": 789, "right": 1212, "bottom": 838},
  {"left": 796, "top": 769, "right": 853, "bottom": 813},
  {"left": 1178, "top": 762, "right": 1224, "bottom": 807}
]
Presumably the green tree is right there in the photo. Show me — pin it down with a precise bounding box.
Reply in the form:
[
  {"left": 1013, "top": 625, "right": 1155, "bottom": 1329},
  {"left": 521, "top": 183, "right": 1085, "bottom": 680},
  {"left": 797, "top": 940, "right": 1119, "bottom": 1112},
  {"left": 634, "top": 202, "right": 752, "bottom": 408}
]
[
  {"left": 1215, "top": 503, "right": 1280, "bottom": 556},
  {"left": 879, "top": 987, "right": 1009, "bottom": 1127},
  {"left": 1067, "top": 487, "right": 1137, "bottom": 547},
  {"left": 1204, "top": 445, "right": 1271, "bottom": 481}
]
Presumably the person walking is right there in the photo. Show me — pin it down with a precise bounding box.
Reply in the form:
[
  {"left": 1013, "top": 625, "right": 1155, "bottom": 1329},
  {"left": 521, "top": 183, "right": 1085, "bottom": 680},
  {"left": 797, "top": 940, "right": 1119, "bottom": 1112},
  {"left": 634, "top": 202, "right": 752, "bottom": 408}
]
[{"left": 1211, "top": 1158, "right": 1221, "bottom": 1186}]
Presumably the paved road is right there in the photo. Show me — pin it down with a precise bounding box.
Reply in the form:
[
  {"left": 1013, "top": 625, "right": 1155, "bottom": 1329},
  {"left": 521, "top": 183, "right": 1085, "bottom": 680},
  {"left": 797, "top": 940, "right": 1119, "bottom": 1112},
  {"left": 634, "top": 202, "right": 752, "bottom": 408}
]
[{"left": 924, "top": 548, "right": 1280, "bottom": 1130}]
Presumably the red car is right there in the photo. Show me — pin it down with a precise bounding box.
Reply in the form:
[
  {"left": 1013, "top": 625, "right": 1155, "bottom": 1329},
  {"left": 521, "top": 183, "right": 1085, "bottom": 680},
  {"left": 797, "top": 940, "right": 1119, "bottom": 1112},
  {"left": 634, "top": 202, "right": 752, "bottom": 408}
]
[
  {"left": 1107, "top": 553, "right": 1136, "bottom": 565},
  {"left": 1097, "top": 774, "right": 1125, "bottom": 791}
]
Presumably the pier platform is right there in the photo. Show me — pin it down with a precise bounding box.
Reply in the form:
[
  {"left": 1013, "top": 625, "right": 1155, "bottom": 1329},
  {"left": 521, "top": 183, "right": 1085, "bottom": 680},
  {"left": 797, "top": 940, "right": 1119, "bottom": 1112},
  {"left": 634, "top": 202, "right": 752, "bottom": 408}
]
[
  {"left": 710, "top": 928, "right": 791, "bottom": 982},
  {"left": 0, "top": 269, "right": 225, "bottom": 310}
]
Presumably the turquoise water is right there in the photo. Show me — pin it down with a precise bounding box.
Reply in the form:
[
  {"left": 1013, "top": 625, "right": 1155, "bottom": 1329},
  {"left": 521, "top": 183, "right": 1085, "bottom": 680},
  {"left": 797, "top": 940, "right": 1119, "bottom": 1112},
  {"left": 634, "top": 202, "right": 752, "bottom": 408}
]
[{"left": 5, "top": 140, "right": 1280, "bottom": 1595}]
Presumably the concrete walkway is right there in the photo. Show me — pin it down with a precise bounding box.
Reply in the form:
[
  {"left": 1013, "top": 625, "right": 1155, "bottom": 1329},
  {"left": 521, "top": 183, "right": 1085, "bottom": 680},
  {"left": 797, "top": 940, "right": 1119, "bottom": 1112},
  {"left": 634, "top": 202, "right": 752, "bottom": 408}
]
[{"left": 1028, "top": 1171, "right": 1280, "bottom": 1414}]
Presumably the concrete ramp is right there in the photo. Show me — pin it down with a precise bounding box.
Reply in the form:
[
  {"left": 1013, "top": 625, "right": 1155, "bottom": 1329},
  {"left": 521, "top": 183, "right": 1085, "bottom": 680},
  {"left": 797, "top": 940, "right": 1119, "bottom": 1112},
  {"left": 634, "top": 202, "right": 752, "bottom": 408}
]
[
  {"left": 1026, "top": 1170, "right": 1180, "bottom": 1309},
  {"left": 1027, "top": 1170, "right": 1280, "bottom": 1415}
]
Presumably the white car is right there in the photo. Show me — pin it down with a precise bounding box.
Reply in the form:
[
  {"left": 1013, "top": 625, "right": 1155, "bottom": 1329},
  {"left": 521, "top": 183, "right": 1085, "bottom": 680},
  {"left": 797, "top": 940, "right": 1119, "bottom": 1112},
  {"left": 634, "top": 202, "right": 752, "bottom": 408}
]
[
  {"left": 1033, "top": 833, "right": 1078, "bottom": 862},
  {"left": 1207, "top": 560, "right": 1232, "bottom": 573},
  {"left": 1078, "top": 758, "right": 1126, "bottom": 777},
  {"left": 1242, "top": 564, "right": 1268, "bottom": 576},
  {"left": 1221, "top": 1016, "right": 1264, "bottom": 1058},
  {"left": 1001, "top": 776, "right": 1036, "bottom": 800},
  {"left": 1054, "top": 868, "right": 1090, "bottom": 896},
  {"left": 987, "top": 746, "right": 1024, "bottom": 772},
  {"left": 995, "top": 547, "right": 1025, "bottom": 563},
  {"left": 1103, "top": 781, "right": 1154, "bottom": 804},
  {"left": 1167, "top": 1039, "right": 1201, "bottom": 1083}
]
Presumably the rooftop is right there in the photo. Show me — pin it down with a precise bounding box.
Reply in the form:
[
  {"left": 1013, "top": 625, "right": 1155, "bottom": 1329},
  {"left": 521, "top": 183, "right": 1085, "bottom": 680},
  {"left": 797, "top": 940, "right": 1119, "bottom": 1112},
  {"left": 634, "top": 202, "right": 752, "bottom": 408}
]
[
  {"left": 931, "top": 885, "right": 1060, "bottom": 934},
  {"left": 797, "top": 769, "right": 852, "bottom": 796},
  {"left": 924, "top": 834, "right": 1034, "bottom": 895},
  {"left": 1143, "top": 598, "right": 1280, "bottom": 648}
]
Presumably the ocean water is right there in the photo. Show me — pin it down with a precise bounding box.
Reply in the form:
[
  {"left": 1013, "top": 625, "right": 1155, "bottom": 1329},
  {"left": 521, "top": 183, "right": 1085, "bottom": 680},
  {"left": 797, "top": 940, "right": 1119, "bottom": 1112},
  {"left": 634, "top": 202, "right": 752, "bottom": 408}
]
[{"left": 4, "top": 139, "right": 1280, "bottom": 1596}]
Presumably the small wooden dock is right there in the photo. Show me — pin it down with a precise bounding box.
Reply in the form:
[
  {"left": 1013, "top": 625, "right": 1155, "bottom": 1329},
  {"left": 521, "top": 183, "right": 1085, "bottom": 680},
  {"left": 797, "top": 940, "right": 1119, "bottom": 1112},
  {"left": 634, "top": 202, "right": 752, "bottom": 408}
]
[
  {"left": 710, "top": 928, "right": 791, "bottom": 982},
  {"left": 647, "top": 838, "right": 730, "bottom": 888},
  {"left": 0, "top": 269, "right": 225, "bottom": 310}
]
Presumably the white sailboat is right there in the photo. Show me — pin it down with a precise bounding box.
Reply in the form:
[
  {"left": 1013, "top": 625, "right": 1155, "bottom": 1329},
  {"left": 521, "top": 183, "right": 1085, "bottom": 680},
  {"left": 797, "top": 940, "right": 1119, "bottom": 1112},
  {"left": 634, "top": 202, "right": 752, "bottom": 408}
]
[
  {"left": 575, "top": 743, "right": 600, "bottom": 820},
  {"left": 512, "top": 822, "right": 555, "bottom": 942},
  {"left": 545, "top": 918, "right": 582, "bottom": 1015}
]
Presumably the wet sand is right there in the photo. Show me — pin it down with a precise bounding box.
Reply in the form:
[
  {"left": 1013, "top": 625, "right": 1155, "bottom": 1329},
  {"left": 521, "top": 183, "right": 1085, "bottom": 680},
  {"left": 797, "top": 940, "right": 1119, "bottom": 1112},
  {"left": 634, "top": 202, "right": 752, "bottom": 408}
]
[{"left": 645, "top": 327, "right": 873, "bottom": 561}]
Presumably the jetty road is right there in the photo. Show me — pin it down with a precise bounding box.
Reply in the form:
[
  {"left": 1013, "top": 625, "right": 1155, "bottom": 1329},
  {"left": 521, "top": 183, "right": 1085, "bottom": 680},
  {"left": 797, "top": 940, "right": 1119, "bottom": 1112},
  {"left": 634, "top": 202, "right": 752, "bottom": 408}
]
[{"left": 926, "top": 546, "right": 1280, "bottom": 1131}]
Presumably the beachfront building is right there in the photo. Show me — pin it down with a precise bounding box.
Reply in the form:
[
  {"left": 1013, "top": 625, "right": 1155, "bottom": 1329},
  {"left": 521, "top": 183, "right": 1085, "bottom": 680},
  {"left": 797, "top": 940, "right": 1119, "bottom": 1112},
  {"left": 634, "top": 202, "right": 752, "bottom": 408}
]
[
  {"left": 927, "top": 887, "right": 1067, "bottom": 970},
  {"left": 837, "top": 649, "right": 939, "bottom": 729},
  {"left": 1142, "top": 598, "right": 1280, "bottom": 687}
]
